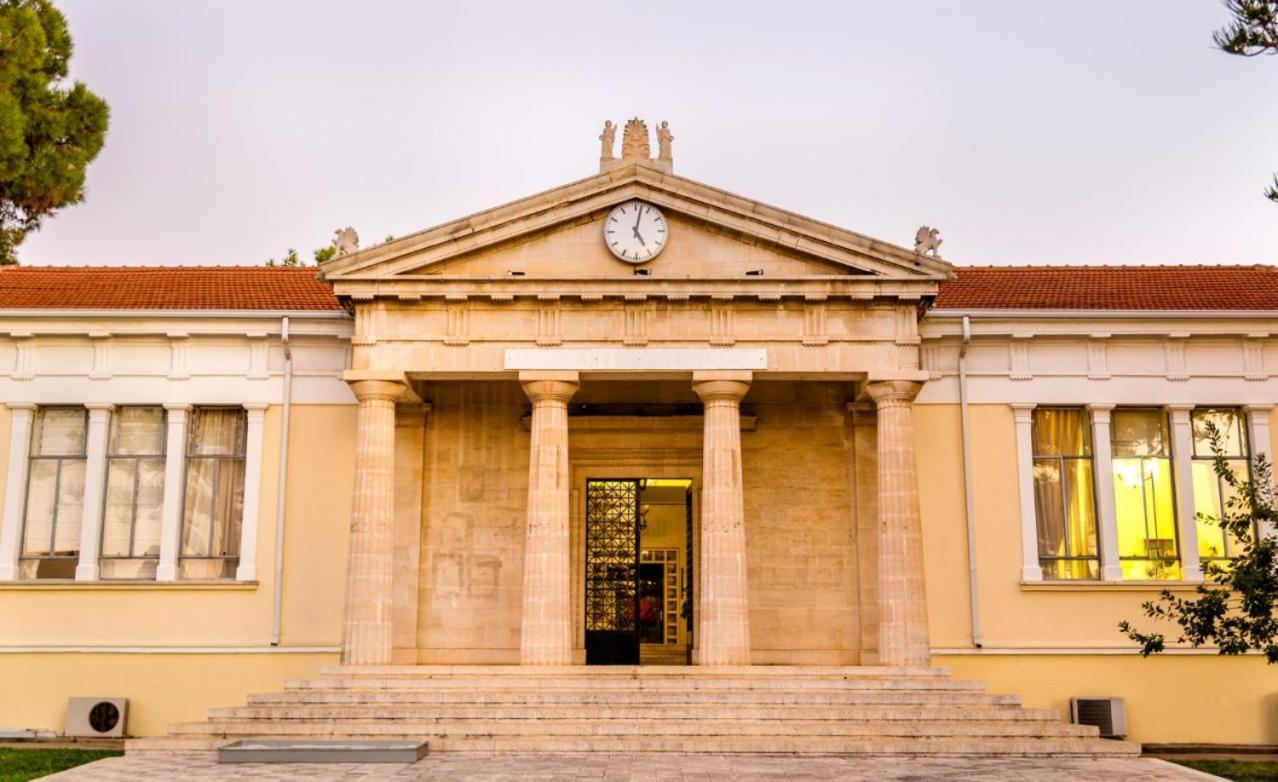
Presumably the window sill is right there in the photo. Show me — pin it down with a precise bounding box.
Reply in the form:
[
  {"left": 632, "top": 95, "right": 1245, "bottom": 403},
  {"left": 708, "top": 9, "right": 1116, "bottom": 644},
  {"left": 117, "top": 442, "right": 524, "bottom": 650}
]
[
  {"left": 0, "top": 580, "right": 258, "bottom": 592},
  {"left": 1021, "top": 580, "right": 1205, "bottom": 593}
]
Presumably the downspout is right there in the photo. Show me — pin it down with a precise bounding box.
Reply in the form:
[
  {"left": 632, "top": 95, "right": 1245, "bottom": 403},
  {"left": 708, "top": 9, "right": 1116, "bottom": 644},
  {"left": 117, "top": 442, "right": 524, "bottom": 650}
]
[
  {"left": 271, "top": 317, "right": 293, "bottom": 646},
  {"left": 959, "top": 315, "right": 983, "bottom": 648}
]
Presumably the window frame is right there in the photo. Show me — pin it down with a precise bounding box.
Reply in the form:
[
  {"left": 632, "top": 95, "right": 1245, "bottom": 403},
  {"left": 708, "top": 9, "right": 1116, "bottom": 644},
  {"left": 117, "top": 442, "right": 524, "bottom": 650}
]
[
  {"left": 18, "top": 405, "right": 89, "bottom": 574},
  {"left": 1031, "top": 406, "right": 1102, "bottom": 579},
  {"left": 1190, "top": 406, "right": 1253, "bottom": 562},
  {"left": 98, "top": 405, "right": 168, "bottom": 579},
  {"left": 1110, "top": 406, "right": 1181, "bottom": 580},
  {"left": 177, "top": 406, "right": 247, "bottom": 576}
]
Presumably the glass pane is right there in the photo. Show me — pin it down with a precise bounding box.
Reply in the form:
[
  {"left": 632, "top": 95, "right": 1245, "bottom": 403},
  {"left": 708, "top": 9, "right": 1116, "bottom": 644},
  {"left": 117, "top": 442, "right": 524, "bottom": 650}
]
[
  {"left": 1033, "top": 459, "right": 1066, "bottom": 557},
  {"left": 1113, "top": 456, "right": 1180, "bottom": 579},
  {"left": 133, "top": 458, "right": 165, "bottom": 558},
  {"left": 101, "top": 460, "right": 137, "bottom": 557},
  {"left": 1191, "top": 409, "right": 1246, "bottom": 458},
  {"left": 1033, "top": 409, "right": 1090, "bottom": 456},
  {"left": 22, "top": 460, "right": 57, "bottom": 555},
  {"left": 1041, "top": 559, "right": 1099, "bottom": 580},
  {"left": 1063, "top": 459, "right": 1099, "bottom": 558},
  {"left": 191, "top": 409, "right": 244, "bottom": 456},
  {"left": 179, "top": 559, "right": 236, "bottom": 579},
  {"left": 182, "top": 459, "right": 215, "bottom": 556},
  {"left": 35, "top": 408, "right": 86, "bottom": 457},
  {"left": 210, "top": 459, "right": 245, "bottom": 557},
  {"left": 1193, "top": 458, "right": 1250, "bottom": 559},
  {"left": 1112, "top": 410, "right": 1169, "bottom": 458},
  {"left": 52, "top": 459, "right": 85, "bottom": 556},
  {"left": 111, "top": 407, "right": 165, "bottom": 456},
  {"left": 100, "top": 558, "right": 157, "bottom": 580}
]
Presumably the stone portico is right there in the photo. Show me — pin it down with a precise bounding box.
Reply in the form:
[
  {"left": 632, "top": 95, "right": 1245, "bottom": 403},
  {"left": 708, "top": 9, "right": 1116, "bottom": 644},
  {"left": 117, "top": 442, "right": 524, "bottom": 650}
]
[{"left": 324, "top": 131, "right": 949, "bottom": 669}]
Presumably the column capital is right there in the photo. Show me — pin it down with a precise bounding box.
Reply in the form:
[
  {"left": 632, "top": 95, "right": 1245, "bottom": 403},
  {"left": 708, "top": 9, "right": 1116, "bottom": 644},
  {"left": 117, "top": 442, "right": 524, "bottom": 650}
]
[
  {"left": 1087, "top": 403, "right": 1115, "bottom": 424},
  {"left": 4, "top": 403, "right": 37, "bottom": 413},
  {"left": 347, "top": 378, "right": 408, "bottom": 404},
  {"left": 864, "top": 379, "right": 923, "bottom": 406},
  {"left": 85, "top": 403, "right": 114, "bottom": 416},
  {"left": 520, "top": 371, "right": 579, "bottom": 405},
  {"left": 692, "top": 372, "right": 751, "bottom": 405}
]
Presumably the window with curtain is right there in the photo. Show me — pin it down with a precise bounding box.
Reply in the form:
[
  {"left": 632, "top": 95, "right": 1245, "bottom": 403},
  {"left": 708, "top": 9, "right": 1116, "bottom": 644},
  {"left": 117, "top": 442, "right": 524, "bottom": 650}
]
[
  {"left": 100, "top": 406, "right": 166, "bottom": 580},
  {"left": 20, "top": 407, "right": 88, "bottom": 579},
  {"left": 1190, "top": 408, "right": 1251, "bottom": 563},
  {"left": 1031, "top": 408, "right": 1100, "bottom": 579},
  {"left": 1111, "top": 408, "right": 1180, "bottom": 580},
  {"left": 179, "top": 407, "right": 245, "bottom": 579}
]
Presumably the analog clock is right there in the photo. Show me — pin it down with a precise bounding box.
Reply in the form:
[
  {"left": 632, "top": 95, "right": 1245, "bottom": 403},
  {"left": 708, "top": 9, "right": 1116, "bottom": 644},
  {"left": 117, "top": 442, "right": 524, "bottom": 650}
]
[{"left": 604, "top": 200, "right": 668, "bottom": 264}]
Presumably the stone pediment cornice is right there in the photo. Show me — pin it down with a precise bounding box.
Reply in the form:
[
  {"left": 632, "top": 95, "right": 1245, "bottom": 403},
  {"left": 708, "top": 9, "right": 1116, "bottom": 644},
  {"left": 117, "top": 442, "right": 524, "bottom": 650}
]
[
  {"left": 332, "top": 275, "right": 938, "bottom": 303},
  {"left": 319, "top": 163, "right": 953, "bottom": 283}
]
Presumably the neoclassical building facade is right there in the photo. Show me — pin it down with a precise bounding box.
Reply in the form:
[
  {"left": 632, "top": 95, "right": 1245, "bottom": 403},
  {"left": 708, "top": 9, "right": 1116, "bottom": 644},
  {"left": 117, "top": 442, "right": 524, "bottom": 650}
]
[{"left": 0, "top": 127, "right": 1274, "bottom": 747}]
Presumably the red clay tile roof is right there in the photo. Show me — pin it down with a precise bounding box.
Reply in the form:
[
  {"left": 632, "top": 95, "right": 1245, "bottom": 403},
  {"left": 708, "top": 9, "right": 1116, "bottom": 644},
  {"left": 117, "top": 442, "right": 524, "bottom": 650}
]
[
  {"left": 0, "top": 266, "right": 343, "bottom": 311},
  {"left": 934, "top": 265, "right": 1278, "bottom": 311}
]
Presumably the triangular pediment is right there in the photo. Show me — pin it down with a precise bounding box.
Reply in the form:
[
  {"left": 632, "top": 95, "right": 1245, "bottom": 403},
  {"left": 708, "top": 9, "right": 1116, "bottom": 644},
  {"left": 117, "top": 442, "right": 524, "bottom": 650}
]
[{"left": 320, "top": 163, "right": 952, "bottom": 284}]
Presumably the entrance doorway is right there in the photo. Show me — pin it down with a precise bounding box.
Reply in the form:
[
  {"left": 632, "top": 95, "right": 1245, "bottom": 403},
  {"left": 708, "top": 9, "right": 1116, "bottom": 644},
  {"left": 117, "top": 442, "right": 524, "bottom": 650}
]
[{"left": 584, "top": 478, "right": 693, "bottom": 665}]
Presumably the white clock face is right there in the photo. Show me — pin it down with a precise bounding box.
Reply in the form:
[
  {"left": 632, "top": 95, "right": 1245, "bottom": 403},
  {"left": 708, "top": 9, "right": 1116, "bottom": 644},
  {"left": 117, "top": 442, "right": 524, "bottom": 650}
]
[{"left": 604, "top": 200, "right": 668, "bottom": 264}]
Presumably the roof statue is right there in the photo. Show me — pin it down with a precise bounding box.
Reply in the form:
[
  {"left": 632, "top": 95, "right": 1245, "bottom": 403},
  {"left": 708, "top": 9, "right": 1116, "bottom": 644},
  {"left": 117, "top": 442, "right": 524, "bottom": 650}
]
[
  {"left": 656, "top": 121, "right": 674, "bottom": 162},
  {"left": 599, "top": 117, "right": 673, "bottom": 174},
  {"left": 332, "top": 226, "right": 360, "bottom": 258},
  {"left": 598, "top": 120, "right": 616, "bottom": 161},
  {"left": 914, "top": 226, "right": 942, "bottom": 259}
]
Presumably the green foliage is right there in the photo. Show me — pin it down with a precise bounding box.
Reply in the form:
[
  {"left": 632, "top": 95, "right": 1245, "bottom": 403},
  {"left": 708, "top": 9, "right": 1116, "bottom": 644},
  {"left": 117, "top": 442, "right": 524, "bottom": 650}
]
[
  {"left": 1119, "top": 421, "right": 1278, "bottom": 663},
  {"left": 265, "top": 247, "right": 301, "bottom": 267},
  {"left": 1173, "top": 759, "right": 1278, "bottom": 782},
  {"left": 0, "top": 747, "right": 122, "bottom": 782},
  {"left": 0, "top": 0, "right": 109, "bottom": 264},
  {"left": 312, "top": 245, "right": 335, "bottom": 263},
  {"left": 1213, "top": 1, "right": 1278, "bottom": 204}
]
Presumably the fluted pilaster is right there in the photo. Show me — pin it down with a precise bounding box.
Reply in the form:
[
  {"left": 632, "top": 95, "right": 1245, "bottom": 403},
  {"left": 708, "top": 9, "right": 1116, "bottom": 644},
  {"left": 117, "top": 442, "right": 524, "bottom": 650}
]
[
  {"left": 864, "top": 379, "right": 930, "bottom": 667},
  {"left": 342, "top": 377, "right": 406, "bottom": 665},
  {"left": 692, "top": 371, "right": 752, "bottom": 666},
  {"left": 520, "top": 372, "right": 579, "bottom": 665}
]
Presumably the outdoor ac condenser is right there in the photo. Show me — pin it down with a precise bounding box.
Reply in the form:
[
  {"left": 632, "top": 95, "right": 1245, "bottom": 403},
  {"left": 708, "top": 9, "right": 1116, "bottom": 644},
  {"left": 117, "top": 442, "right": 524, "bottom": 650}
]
[
  {"left": 64, "top": 697, "right": 128, "bottom": 738},
  {"left": 1069, "top": 696, "right": 1126, "bottom": 739}
]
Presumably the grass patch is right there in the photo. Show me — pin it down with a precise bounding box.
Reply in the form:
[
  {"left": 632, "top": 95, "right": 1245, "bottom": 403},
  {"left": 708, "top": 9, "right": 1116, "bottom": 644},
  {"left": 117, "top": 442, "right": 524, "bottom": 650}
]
[
  {"left": 0, "top": 748, "right": 122, "bottom": 782},
  {"left": 1173, "top": 760, "right": 1278, "bottom": 782}
]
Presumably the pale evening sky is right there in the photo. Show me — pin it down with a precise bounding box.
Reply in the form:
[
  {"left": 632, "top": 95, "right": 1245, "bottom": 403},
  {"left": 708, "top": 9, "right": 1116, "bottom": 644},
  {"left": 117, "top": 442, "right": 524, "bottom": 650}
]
[{"left": 17, "top": 0, "right": 1278, "bottom": 268}]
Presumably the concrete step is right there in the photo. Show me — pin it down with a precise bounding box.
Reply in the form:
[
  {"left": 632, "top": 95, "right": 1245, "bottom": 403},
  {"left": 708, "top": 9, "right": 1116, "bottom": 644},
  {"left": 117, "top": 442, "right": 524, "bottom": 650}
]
[
  {"left": 181, "top": 718, "right": 1101, "bottom": 739},
  {"left": 212, "top": 703, "right": 1057, "bottom": 721},
  {"left": 247, "top": 688, "right": 1023, "bottom": 706},
  {"left": 322, "top": 665, "right": 951, "bottom": 679},
  {"left": 284, "top": 677, "right": 988, "bottom": 692},
  {"left": 132, "top": 733, "right": 1138, "bottom": 757}
]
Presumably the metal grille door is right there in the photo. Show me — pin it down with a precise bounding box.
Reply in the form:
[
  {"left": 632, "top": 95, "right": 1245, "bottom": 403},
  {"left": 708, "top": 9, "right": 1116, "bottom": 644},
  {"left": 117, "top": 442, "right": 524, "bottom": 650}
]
[{"left": 585, "top": 479, "right": 639, "bottom": 664}]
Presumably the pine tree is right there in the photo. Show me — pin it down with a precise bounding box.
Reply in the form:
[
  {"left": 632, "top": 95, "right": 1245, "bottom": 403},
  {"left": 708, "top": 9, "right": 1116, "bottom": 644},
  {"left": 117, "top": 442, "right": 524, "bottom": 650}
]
[
  {"left": 1214, "top": 1, "right": 1278, "bottom": 203},
  {"left": 0, "top": 0, "right": 109, "bottom": 264}
]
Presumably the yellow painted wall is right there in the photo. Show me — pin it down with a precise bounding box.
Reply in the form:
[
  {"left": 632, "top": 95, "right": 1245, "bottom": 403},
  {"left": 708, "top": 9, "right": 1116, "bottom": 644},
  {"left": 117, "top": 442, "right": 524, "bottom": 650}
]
[
  {"left": 0, "top": 404, "right": 355, "bottom": 734},
  {"left": 917, "top": 402, "right": 1278, "bottom": 745},
  {"left": 943, "top": 654, "right": 1278, "bottom": 745},
  {"left": 0, "top": 653, "right": 337, "bottom": 736}
]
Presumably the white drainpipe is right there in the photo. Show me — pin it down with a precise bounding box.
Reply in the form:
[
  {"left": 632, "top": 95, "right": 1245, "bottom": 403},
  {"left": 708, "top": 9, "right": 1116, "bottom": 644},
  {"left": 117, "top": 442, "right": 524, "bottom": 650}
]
[
  {"left": 959, "top": 315, "right": 982, "bottom": 648},
  {"left": 271, "top": 317, "right": 293, "bottom": 646}
]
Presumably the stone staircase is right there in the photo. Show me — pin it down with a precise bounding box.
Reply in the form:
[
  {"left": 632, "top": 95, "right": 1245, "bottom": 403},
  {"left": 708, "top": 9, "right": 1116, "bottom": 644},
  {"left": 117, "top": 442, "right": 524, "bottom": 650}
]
[{"left": 127, "top": 666, "right": 1139, "bottom": 756}]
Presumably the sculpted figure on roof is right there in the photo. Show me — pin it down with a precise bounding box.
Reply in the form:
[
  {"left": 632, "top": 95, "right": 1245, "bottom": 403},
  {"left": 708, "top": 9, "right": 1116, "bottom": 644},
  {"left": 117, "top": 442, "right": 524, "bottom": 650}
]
[
  {"left": 599, "top": 120, "right": 616, "bottom": 160},
  {"left": 914, "top": 226, "right": 942, "bottom": 259},
  {"left": 621, "top": 118, "right": 650, "bottom": 160},
  {"left": 332, "top": 227, "right": 360, "bottom": 258}
]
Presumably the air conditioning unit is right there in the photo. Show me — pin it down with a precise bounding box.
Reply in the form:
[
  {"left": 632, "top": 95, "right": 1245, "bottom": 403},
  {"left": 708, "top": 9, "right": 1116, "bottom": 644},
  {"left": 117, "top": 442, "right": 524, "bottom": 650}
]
[
  {"left": 1070, "top": 696, "right": 1126, "bottom": 739},
  {"left": 65, "top": 697, "right": 128, "bottom": 739}
]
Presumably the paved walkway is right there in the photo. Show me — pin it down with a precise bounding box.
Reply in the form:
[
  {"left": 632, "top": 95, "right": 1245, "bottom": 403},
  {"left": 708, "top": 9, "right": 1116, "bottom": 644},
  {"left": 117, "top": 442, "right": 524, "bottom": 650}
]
[{"left": 47, "top": 753, "right": 1219, "bottom": 781}]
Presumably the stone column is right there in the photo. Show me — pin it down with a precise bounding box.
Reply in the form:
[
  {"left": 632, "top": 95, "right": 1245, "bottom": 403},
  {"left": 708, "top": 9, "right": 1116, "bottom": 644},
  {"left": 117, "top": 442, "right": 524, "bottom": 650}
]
[
  {"left": 1087, "top": 404, "right": 1124, "bottom": 581},
  {"left": 519, "top": 371, "right": 579, "bottom": 665},
  {"left": 74, "top": 404, "right": 114, "bottom": 581},
  {"left": 692, "top": 371, "right": 752, "bottom": 666},
  {"left": 1167, "top": 405, "right": 1204, "bottom": 581},
  {"left": 0, "top": 404, "right": 37, "bottom": 580},
  {"left": 341, "top": 377, "right": 406, "bottom": 666},
  {"left": 864, "top": 380, "right": 930, "bottom": 667},
  {"left": 156, "top": 404, "right": 191, "bottom": 582}
]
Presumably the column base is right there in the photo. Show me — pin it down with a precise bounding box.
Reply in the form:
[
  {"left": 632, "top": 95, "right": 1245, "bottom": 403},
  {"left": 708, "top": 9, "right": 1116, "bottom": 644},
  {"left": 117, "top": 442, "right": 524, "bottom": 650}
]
[
  {"left": 75, "top": 563, "right": 99, "bottom": 581},
  {"left": 1101, "top": 564, "right": 1124, "bottom": 581}
]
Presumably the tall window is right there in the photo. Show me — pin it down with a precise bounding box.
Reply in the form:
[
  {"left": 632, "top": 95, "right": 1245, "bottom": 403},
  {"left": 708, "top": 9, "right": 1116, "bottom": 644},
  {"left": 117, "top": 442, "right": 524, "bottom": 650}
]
[
  {"left": 1191, "top": 408, "right": 1251, "bottom": 562},
  {"left": 20, "top": 407, "right": 88, "bottom": 579},
  {"left": 100, "top": 407, "right": 166, "bottom": 580},
  {"left": 1032, "top": 408, "right": 1100, "bottom": 579},
  {"left": 1111, "top": 409, "right": 1180, "bottom": 580},
  {"left": 179, "top": 407, "right": 245, "bottom": 579}
]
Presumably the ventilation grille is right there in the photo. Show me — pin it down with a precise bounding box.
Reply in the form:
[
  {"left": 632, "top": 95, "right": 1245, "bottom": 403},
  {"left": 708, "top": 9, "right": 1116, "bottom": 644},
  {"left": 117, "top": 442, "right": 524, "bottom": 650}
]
[
  {"left": 1070, "top": 696, "right": 1126, "bottom": 739},
  {"left": 65, "top": 697, "right": 128, "bottom": 739}
]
